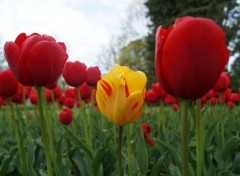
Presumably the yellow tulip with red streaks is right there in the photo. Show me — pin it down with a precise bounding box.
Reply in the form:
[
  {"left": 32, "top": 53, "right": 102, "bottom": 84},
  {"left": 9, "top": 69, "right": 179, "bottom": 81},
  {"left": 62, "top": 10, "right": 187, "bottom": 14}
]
[{"left": 96, "top": 65, "right": 147, "bottom": 126}]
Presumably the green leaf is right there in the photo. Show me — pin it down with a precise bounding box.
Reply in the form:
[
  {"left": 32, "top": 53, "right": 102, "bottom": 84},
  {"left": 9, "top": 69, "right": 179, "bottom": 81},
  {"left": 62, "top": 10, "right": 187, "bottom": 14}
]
[
  {"left": 204, "top": 122, "right": 217, "bottom": 149},
  {"left": 154, "top": 138, "right": 181, "bottom": 166},
  {"left": 222, "top": 136, "right": 240, "bottom": 161},
  {"left": 136, "top": 130, "right": 148, "bottom": 175},
  {"left": 92, "top": 148, "right": 105, "bottom": 176},
  {"left": 64, "top": 125, "right": 94, "bottom": 160},
  {"left": 0, "top": 147, "right": 17, "bottom": 176},
  {"left": 169, "top": 163, "right": 181, "bottom": 176},
  {"left": 150, "top": 151, "right": 168, "bottom": 176}
]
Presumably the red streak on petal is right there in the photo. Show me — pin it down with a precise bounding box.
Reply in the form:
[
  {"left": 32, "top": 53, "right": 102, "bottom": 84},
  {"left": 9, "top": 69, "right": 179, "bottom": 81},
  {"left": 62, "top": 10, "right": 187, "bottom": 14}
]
[
  {"left": 101, "top": 80, "right": 112, "bottom": 96},
  {"left": 132, "top": 102, "right": 138, "bottom": 110},
  {"left": 124, "top": 79, "right": 129, "bottom": 97}
]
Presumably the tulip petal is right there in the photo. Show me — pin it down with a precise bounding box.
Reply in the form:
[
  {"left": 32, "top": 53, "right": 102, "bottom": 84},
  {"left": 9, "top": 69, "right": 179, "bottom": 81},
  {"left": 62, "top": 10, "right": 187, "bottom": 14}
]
[
  {"left": 125, "top": 71, "right": 147, "bottom": 94},
  {"left": 28, "top": 41, "right": 68, "bottom": 86},
  {"left": 4, "top": 42, "right": 20, "bottom": 77}
]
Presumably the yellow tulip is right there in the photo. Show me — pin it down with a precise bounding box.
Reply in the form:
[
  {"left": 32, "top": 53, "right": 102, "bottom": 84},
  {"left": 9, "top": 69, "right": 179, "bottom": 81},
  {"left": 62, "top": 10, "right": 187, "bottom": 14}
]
[{"left": 96, "top": 65, "right": 147, "bottom": 126}]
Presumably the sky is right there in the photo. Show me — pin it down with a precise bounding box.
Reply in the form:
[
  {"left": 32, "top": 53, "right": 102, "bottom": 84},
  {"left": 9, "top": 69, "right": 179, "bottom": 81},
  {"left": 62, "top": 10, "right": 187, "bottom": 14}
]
[{"left": 0, "top": 0, "right": 148, "bottom": 67}]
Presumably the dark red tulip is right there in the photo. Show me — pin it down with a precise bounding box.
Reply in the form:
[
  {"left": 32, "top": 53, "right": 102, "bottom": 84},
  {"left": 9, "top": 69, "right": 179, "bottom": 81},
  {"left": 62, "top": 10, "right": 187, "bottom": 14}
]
[
  {"left": 24, "top": 86, "right": 32, "bottom": 99},
  {"left": 63, "top": 61, "right": 87, "bottom": 87},
  {"left": 64, "top": 97, "right": 75, "bottom": 109},
  {"left": 4, "top": 33, "right": 68, "bottom": 86},
  {"left": 45, "top": 80, "right": 58, "bottom": 90},
  {"left": 151, "top": 82, "right": 166, "bottom": 99},
  {"left": 227, "top": 101, "right": 234, "bottom": 109},
  {"left": 59, "top": 108, "right": 73, "bottom": 125},
  {"left": 64, "top": 87, "right": 76, "bottom": 99},
  {"left": 163, "top": 95, "right": 177, "bottom": 104},
  {"left": 86, "top": 66, "right": 101, "bottom": 87},
  {"left": 145, "top": 90, "right": 159, "bottom": 103},
  {"left": 12, "top": 84, "right": 23, "bottom": 104},
  {"left": 145, "top": 136, "right": 154, "bottom": 145},
  {"left": 155, "top": 16, "right": 229, "bottom": 99},
  {"left": 141, "top": 122, "right": 151, "bottom": 135},
  {"left": 58, "top": 94, "right": 65, "bottom": 105},
  {"left": 0, "top": 69, "right": 19, "bottom": 97},
  {"left": 172, "top": 103, "right": 179, "bottom": 111},
  {"left": 53, "top": 86, "right": 62, "bottom": 99},
  {"left": 45, "top": 88, "right": 53, "bottom": 103},
  {"left": 79, "top": 82, "right": 92, "bottom": 101},
  {"left": 230, "top": 93, "right": 240, "bottom": 103},
  {"left": 214, "top": 72, "right": 230, "bottom": 92}
]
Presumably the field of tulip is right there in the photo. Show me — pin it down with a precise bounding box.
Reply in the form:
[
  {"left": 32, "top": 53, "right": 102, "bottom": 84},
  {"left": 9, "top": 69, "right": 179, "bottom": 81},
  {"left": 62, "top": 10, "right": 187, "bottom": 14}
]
[
  {"left": 1, "top": 16, "right": 240, "bottom": 176},
  {"left": 0, "top": 82, "right": 240, "bottom": 176}
]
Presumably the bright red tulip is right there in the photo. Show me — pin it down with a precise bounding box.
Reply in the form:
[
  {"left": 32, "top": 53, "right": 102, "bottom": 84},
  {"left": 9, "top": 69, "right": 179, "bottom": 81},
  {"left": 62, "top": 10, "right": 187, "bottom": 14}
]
[
  {"left": 30, "top": 90, "right": 38, "bottom": 104},
  {"left": 0, "top": 69, "right": 19, "bottom": 97},
  {"left": 63, "top": 61, "right": 87, "bottom": 87},
  {"left": 59, "top": 108, "right": 73, "bottom": 125},
  {"left": 155, "top": 16, "right": 229, "bottom": 99},
  {"left": 4, "top": 33, "right": 68, "bottom": 86},
  {"left": 86, "top": 66, "right": 101, "bottom": 87}
]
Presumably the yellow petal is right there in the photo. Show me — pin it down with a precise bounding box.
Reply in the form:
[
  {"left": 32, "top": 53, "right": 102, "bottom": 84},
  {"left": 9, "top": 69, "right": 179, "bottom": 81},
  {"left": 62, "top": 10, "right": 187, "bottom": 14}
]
[
  {"left": 125, "top": 71, "right": 147, "bottom": 94},
  {"left": 113, "top": 91, "right": 144, "bottom": 126}
]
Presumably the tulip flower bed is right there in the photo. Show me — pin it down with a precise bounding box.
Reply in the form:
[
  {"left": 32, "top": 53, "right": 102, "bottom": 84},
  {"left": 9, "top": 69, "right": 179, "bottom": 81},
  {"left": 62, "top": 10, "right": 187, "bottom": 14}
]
[
  {"left": 0, "top": 87, "right": 240, "bottom": 176},
  {"left": 1, "top": 16, "right": 239, "bottom": 176}
]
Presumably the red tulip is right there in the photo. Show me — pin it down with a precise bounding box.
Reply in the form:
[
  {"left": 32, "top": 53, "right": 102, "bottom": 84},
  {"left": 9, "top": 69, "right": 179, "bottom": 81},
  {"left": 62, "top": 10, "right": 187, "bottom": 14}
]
[
  {"left": 4, "top": 33, "right": 68, "bottom": 86},
  {"left": 145, "top": 90, "right": 159, "bottom": 103},
  {"left": 24, "top": 86, "right": 32, "bottom": 99},
  {"left": 155, "top": 16, "right": 229, "bottom": 99},
  {"left": 45, "top": 80, "right": 58, "bottom": 90},
  {"left": 141, "top": 122, "right": 151, "bottom": 135},
  {"left": 230, "top": 93, "right": 240, "bottom": 103},
  {"left": 172, "top": 103, "right": 179, "bottom": 111},
  {"left": 0, "top": 69, "right": 19, "bottom": 97},
  {"left": 53, "top": 86, "right": 62, "bottom": 99},
  {"left": 12, "top": 84, "right": 23, "bottom": 103},
  {"left": 79, "top": 82, "right": 92, "bottom": 101},
  {"left": 63, "top": 61, "right": 87, "bottom": 87},
  {"left": 214, "top": 72, "right": 231, "bottom": 92},
  {"left": 30, "top": 89, "right": 38, "bottom": 104},
  {"left": 145, "top": 136, "right": 154, "bottom": 145},
  {"left": 151, "top": 82, "right": 166, "bottom": 99},
  {"left": 64, "top": 97, "right": 75, "bottom": 108},
  {"left": 45, "top": 88, "right": 53, "bottom": 103},
  {"left": 64, "top": 87, "right": 76, "bottom": 99},
  {"left": 59, "top": 108, "right": 73, "bottom": 125},
  {"left": 86, "top": 66, "right": 101, "bottom": 87}
]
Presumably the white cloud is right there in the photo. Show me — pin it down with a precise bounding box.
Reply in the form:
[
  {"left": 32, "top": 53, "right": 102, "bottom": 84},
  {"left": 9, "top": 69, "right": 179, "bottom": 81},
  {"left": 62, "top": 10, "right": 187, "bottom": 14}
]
[{"left": 0, "top": 0, "right": 148, "bottom": 67}]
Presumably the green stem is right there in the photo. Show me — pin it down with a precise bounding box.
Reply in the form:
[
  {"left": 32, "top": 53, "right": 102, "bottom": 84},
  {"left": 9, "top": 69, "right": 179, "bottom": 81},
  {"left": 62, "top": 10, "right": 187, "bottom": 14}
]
[
  {"left": 118, "top": 126, "right": 123, "bottom": 176},
  {"left": 36, "top": 87, "right": 53, "bottom": 176},
  {"left": 127, "top": 124, "right": 132, "bottom": 176},
  {"left": 219, "top": 94, "right": 225, "bottom": 150},
  {"left": 196, "top": 99, "right": 204, "bottom": 176},
  {"left": 43, "top": 95, "right": 58, "bottom": 175},
  {"left": 181, "top": 100, "right": 189, "bottom": 176},
  {"left": 8, "top": 99, "right": 28, "bottom": 176},
  {"left": 22, "top": 86, "right": 28, "bottom": 118},
  {"left": 76, "top": 88, "right": 91, "bottom": 149}
]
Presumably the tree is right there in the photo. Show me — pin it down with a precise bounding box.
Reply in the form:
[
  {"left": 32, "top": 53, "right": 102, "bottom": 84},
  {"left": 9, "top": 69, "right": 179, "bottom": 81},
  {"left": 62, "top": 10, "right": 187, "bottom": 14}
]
[{"left": 144, "top": 0, "right": 240, "bottom": 86}]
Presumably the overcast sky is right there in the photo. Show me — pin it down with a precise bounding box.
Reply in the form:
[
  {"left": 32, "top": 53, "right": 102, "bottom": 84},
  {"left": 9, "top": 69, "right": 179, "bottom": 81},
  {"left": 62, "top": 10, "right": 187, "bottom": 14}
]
[{"left": 0, "top": 0, "right": 148, "bottom": 67}]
